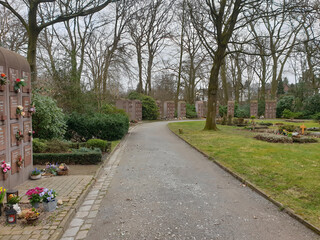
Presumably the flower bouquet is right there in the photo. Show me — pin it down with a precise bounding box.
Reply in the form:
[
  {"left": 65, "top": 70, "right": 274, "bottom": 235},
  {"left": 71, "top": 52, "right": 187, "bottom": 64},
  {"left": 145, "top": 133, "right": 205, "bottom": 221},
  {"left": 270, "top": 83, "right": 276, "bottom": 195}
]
[
  {"left": 44, "top": 163, "right": 58, "bottom": 176},
  {"left": 24, "top": 208, "right": 40, "bottom": 224},
  {"left": 15, "top": 130, "right": 24, "bottom": 142},
  {"left": 1, "top": 161, "right": 11, "bottom": 180},
  {"left": 16, "top": 155, "right": 24, "bottom": 169},
  {"left": 28, "top": 105, "right": 36, "bottom": 115},
  {"left": 0, "top": 187, "right": 6, "bottom": 216},
  {"left": 26, "top": 187, "right": 44, "bottom": 208},
  {"left": 0, "top": 73, "right": 7, "bottom": 85},
  {"left": 40, "top": 189, "right": 57, "bottom": 212},
  {"left": 57, "top": 163, "right": 69, "bottom": 176},
  {"left": 14, "top": 78, "right": 26, "bottom": 92},
  {"left": 16, "top": 105, "right": 25, "bottom": 117}
]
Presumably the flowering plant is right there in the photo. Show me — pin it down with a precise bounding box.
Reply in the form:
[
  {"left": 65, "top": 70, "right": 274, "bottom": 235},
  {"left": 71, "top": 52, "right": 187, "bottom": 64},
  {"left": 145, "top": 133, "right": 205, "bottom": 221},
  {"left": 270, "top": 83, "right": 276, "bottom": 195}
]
[
  {"left": 25, "top": 208, "right": 40, "bottom": 221},
  {"left": 16, "top": 155, "right": 24, "bottom": 168},
  {"left": 0, "top": 73, "right": 7, "bottom": 85},
  {"left": 15, "top": 130, "right": 24, "bottom": 141},
  {"left": 7, "top": 194, "right": 21, "bottom": 205},
  {"left": 28, "top": 105, "right": 36, "bottom": 114},
  {"left": 26, "top": 187, "right": 44, "bottom": 205},
  {"left": 16, "top": 105, "right": 25, "bottom": 117},
  {"left": 31, "top": 168, "right": 42, "bottom": 176},
  {"left": 40, "top": 189, "right": 56, "bottom": 203},
  {"left": 1, "top": 161, "right": 11, "bottom": 174},
  {"left": 14, "top": 78, "right": 26, "bottom": 92},
  {"left": 0, "top": 187, "right": 6, "bottom": 203},
  {"left": 28, "top": 130, "right": 35, "bottom": 137},
  {"left": 45, "top": 163, "right": 58, "bottom": 176}
]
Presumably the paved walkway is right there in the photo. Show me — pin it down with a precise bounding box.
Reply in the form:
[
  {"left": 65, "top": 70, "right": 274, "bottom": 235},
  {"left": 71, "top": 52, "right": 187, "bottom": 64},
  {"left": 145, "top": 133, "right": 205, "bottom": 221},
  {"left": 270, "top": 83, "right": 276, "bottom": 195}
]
[
  {"left": 79, "top": 121, "right": 319, "bottom": 240},
  {"left": 0, "top": 175, "right": 92, "bottom": 240}
]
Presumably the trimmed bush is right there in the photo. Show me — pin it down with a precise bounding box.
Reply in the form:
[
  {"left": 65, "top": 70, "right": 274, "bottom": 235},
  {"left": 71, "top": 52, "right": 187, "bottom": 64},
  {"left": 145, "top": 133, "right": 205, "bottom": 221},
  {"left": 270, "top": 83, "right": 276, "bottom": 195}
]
[
  {"left": 186, "top": 104, "right": 197, "bottom": 118},
  {"left": 304, "top": 94, "right": 320, "bottom": 116},
  {"left": 128, "top": 91, "right": 159, "bottom": 120},
  {"left": 282, "top": 109, "right": 303, "bottom": 119},
  {"left": 101, "top": 104, "right": 127, "bottom": 116},
  {"left": 87, "top": 139, "right": 107, "bottom": 152},
  {"left": 32, "top": 93, "right": 67, "bottom": 139},
  {"left": 276, "top": 95, "right": 295, "bottom": 118},
  {"left": 33, "top": 148, "right": 102, "bottom": 165},
  {"left": 33, "top": 138, "right": 47, "bottom": 153},
  {"left": 65, "top": 112, "right": 129, "bottom": 141},
  {"left": 255, "top": 134, "right": 293, "bottom": 143}
]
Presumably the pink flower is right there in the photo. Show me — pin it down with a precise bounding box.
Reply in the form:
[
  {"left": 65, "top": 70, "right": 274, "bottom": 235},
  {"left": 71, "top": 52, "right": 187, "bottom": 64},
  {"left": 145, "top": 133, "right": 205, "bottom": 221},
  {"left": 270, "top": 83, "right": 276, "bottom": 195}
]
[{"left": 3, "top": 168, "right": 7, "bottom": 173}]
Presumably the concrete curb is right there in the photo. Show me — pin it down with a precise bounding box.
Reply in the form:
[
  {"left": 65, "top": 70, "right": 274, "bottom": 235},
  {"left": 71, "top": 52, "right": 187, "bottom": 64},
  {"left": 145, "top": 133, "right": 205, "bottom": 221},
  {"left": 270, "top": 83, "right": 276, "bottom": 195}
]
[
  {"left": 168, "top": 126, "right": 320, "bottom": 236},
  {"left": 54, "top": 132, "right": 129, "bottom": 240}
]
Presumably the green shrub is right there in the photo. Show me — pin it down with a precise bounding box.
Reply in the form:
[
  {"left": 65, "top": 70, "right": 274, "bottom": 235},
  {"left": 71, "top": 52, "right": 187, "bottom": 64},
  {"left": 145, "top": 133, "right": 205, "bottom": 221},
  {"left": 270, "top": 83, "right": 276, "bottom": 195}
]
[
  {"left": 33, "top": 138, "right": 47, "bottom": 153},
  {"left": 32, "top": 93, "right": 67, "bottom": 139},
  {"left": 186, "top": 104, "right": 197, "bottom": 118},
  {"left": 255, "top": 134, "right": 293, "bottom": 143},
  {"left": 276, "top": 95, "right": 295, "bottom": 118},
  {"left": 87, "top": 139, "right": 107, "bottom": 152},
  {"left": 278, "top": 125, "right": 298, "bottom": 133},
  {"left": 65, "top": 113, "right": 129, "bottom": 141},
  {"left": 312, "top": 112, "right": 320, "bottom": 121},
  {"left": 282, "top": 109, "right": 303, "bottom": 119},
  {"left": 44, "top": 139, "right": 70, "bottom": 153},
  {"left": 235, "top": 104, "right": 250, "bottom": 118},
  {"left": 128, "top": 91, "right": 158, "bottom": 120},
  {"left": 33, "top": 148, "right": 102, "bottom": 165},
  {"left": 101, "top": 104, "right": 127, "bottom": 116},
  {"left": 219, "top": 105, "right": 227, "bottom": 117},
  {"left": 304, "top": 94, "right": 320, "bottom": 116}
]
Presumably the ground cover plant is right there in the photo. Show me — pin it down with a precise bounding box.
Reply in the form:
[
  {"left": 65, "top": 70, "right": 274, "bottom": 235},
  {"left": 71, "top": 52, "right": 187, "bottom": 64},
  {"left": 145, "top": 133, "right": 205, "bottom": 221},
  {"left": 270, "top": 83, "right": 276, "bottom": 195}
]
[{"left": 168, "top": 120, "right": 320, "bottom": 228}]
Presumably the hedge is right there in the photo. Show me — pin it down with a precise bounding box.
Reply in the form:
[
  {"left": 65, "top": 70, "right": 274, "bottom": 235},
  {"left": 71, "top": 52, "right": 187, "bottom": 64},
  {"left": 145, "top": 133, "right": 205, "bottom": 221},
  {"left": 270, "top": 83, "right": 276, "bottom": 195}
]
[{"left": 33, "top": 149, "right": 102, "bottom": 165}]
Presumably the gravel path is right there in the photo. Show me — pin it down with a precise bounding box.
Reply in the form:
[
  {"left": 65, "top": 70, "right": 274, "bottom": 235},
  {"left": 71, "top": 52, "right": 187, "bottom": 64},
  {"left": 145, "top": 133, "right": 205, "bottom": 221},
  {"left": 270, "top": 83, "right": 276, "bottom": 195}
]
[{"left": 87, "top": 121, "right": 320, "bottom": 240}]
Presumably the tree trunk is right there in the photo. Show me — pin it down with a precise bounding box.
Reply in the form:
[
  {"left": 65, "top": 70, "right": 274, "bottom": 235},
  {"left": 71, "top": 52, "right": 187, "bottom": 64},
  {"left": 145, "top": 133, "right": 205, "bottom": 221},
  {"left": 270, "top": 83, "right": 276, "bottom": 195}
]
[
  {"left": 136, "top": 45, "right": 143, "bottom": 93},
  {"left": 27, "top": 28, "right": 40, "bottom": 83},
  {"left": 221, "top": 58, "right": 228, "bottom": 105},
  {"left": 146, "top": 54, "right": 153, "bottom": 95}
]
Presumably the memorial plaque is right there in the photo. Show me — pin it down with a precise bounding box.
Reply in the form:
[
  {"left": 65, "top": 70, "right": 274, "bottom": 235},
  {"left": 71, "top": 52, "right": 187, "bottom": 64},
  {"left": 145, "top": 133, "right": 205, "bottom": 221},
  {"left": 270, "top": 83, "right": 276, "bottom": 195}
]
[
  {"left": 23, "top": 121, "right": 31, "bottom": 142},
  {"left": 0, "top": 95, "right": 6, "bottom": 121},
  {"left": 10, "top": 96, "right": 18, "bottom": 119},
  {"left": 0, "top": 66, "right": 5, "bottom": 91},
  {"left": 10, "top": 123, "right": 19, "bottom": 147},
  {"left": 0, "top": 125, "right": 6, "bottom": 151},
  {"left": 22, "top": 71, "right": 31, "bottom": 93},
  {"left": 265, "top": 100, "right": 277, "bottom": 119},
  {"left": 22, "top": 96, "right": 31, "bottom": 118},
  {"left": 135, "top": 100, "right": 142, "bottom": 121},
  {"left": 24, "top": 145, "right": 32, "bottom": 167},
  {"left": 178, "top": 101, "right": 186, "bottom": 118},
  {"left": 11, "top": 149, "right": 20, "bottom": 175},
  {"left": 9, "top": 68, "right": 19, "bottom": 92},
  {"left": 164, "top": 101, "right": 175, "bottom": 119}
]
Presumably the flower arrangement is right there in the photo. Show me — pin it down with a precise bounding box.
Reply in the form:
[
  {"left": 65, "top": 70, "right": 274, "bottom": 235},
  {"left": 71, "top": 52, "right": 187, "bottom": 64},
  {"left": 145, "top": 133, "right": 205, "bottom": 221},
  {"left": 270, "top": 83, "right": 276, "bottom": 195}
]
[
  {"left": 31, "top": 168, "right": 41, "bottom": 176},
  {"left": 7, "top": 194, "right": 21, "bottom": 205},
  {"left": 40, "top": 189, "right": 56, "bottom": 203},
  {"left": 25, "top": 208, "right": 40, "bottom": 222},
  {"left": 28, "top": 130, "right": 35, "bottom": 137},
  {"left": 14, "top": 78, "right": 26, "bottom": 92},
  {"left": 28, "top": 105, "right": 36, "bottom": 115},
  {"left": 16, "top": 155, "right": 24, "bottom": 168},
  {"left": 0, "top": 187, "right": 6, "bottom": 204},
  {"left": 1, "top": 161, "right": 11, "bottom": 174},
  {"left": 16, "top": 105, "right": 25, "bottom": 117},
  {"left": 0, "top": 73, "right": 7, "bottom": 85},
  {"left": 45, "top": 163, "right": 58, "bottom": 176},
  {"left": 26, "top": 187, "right": 44, "bottom": 206},
  {"left": 15, "top": 130, "right": 24, "bottom": 142}
]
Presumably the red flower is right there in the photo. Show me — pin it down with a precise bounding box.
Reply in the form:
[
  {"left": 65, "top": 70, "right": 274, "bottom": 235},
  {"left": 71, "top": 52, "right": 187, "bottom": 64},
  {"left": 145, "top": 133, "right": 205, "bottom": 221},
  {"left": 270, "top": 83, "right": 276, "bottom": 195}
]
[
  {"left": 16, "top": 78, "right": 21, "bottom": 82},
  {"left": 1, "top": 73, "right": 5, "bottom": 77}
]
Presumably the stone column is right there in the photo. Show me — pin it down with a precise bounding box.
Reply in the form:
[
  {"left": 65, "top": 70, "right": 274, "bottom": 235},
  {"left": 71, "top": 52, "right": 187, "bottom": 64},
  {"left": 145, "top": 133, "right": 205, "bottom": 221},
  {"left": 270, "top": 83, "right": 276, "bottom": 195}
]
[
  {"left": 265, "top": 100, "right": 277, "bottom": 119},
  {"left": 156, "top": 100, "right": 163, "bottom": 119},
  {"left": 250, "top": 100, "right": 258, "bottom": 118},
  {"left": 178, "top": 101, "right": 186, "bottom": 118},
  {"left": 227, "top": 101, "right": 235, "bottom": 117},
  {"left": 163, "top": 101, "right": 175, "bottom": 119}
]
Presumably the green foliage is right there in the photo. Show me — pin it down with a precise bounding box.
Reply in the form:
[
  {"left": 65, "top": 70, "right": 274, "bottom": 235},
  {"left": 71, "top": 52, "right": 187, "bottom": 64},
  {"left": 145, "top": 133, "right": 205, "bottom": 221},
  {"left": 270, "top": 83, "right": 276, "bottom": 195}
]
[
  {"left": 33, "top": 148, "right": 102, "bottom": 165},
  {"left": 32, "top": 93, "right": 67, "bottom": 139},
  {"left": 312, "top": 112, "right": 320, "bottom": 121},
  {"left": 33, "top": 138, "right": 47, "bottom": 153},
  {"left": 282, "top": 109, "right": 303, "bottom": 119},
  {"left": 304, "top": 94, "right": 320, "bottom": 116},
  {"left": 186, "top": 104, "right": 197, "bottom": 118},
  {"left": 276, "top": 95, "right": 295, "bottom": 118},
  {"left": 101, "top": 104, "right": 127, "bottom": 116},
  {"left": 65, "top": 112, "right": 129, "bottom": 141},
  {"left": 219, "top": 105, "right": 227, "bottom": 117},
  {"left": 258, "top": 100, "right": 265, "bottom": 117},
  {"left": 128, "top": 91, "right": 143, "bottom": 100},
  {"left": 87, "top": 139, "right": 107, "bottom": 152},
  {"left": 235, "top": 104, "right": 250, "bottom": 118},
  {"left": 278, "top": 125, "right": 298, "bottom": 133}
]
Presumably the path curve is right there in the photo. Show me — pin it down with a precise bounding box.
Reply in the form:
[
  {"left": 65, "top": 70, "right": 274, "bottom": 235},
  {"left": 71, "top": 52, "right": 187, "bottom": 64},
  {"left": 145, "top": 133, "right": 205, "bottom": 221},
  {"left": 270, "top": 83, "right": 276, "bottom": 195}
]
[{"left": 87, "top": 121, "right": 319, "bottom": 240}]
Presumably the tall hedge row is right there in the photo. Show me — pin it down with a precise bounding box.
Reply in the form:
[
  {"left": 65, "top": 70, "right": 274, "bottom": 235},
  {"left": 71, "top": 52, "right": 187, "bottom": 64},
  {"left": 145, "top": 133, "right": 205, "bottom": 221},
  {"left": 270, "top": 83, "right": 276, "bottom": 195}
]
[{"left": 65, "top": 112, "right": 129, "bottom": 141}]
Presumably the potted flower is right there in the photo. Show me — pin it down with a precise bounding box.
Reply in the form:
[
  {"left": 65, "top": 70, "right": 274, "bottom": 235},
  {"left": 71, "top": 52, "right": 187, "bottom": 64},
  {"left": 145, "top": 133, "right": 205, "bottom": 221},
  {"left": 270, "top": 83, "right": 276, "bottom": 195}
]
[
  {"left": 30, "top": 168, "right": 42, "bottom": 180},
  {"left": 1, "top": 161, "right": 11, "bottom": 180},
  {"left": 14, "top": 78, "right": 26, "bottom": 92},
  {"left": 16, "top": 105, "right": 25, "bottom": 118},
  {"left": 45, "top": 163, "right": 58, "bottom": 176},
  {"left": 26, "top": 187, "right": 44, "bottom": 208},
  {"left": 6, "top": 194, "right": 22, "bottom": 214},
  {"left": 0, "top": 73, "right": 7, "bottom": 85},
  {"left": 24, "top": 208, "right": 40, "bottom": 224},
  {"left": 57, "top": 163, "right": 69, "bottom": 176},
  {"left": 16, "top": 155, "right": 24, "bottom": 170},
  {"left": 0, "top": 187, "right": 6, "bottom": 216},
  {"left": 40, "top": 189, "right": 57, "bottom": 212},
  {"left": 15, "top": 130, "right": 24, "bottom": 143}
]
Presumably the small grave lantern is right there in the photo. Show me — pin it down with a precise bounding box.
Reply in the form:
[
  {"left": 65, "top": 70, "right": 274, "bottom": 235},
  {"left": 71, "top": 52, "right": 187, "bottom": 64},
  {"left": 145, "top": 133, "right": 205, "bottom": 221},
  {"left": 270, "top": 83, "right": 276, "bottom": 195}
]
[
  {"left": 6, "top": 206, "right": 17, "bottom": 224},
  {"left": 6, "top": 190, "right": 18, "bottom": 203}
]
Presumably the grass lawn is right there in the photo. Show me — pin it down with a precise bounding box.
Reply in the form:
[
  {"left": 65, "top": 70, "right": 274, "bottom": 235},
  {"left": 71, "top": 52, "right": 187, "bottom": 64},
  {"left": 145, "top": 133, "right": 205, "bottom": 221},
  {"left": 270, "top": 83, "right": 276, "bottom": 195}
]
[
  {"left": 168, "top": 120, "right": 320, "bottom": 228},
  {"left": 111, "top": 140, "right": 121, "bottom": 152}
]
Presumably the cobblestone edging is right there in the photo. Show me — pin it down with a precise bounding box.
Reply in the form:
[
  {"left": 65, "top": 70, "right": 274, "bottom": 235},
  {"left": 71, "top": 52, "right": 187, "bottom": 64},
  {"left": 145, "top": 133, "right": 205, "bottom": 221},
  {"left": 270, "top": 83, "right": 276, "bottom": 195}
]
[
  {"left": 60, "top": 127, "right": 133, "bottom": 240},
  {"left": 168, "top": 126, "right": 320, "bottom": 236}
]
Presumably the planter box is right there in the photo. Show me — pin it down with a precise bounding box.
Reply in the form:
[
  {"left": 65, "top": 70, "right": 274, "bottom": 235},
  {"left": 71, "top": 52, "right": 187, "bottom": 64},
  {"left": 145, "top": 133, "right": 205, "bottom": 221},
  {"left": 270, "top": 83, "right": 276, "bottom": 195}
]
[{"left": 43, "top": 199, "right": 57, "bottom": 212}]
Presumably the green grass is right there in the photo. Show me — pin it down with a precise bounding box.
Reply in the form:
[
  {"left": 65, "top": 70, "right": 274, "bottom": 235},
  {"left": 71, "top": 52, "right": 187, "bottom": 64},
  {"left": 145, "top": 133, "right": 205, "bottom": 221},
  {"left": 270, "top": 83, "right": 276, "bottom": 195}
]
[
  {"left": 111, "top": 140, "right": 120, "bottom": 152},
  {"left": 168, "top": 120, "right": 320, "bottom": 228}
]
